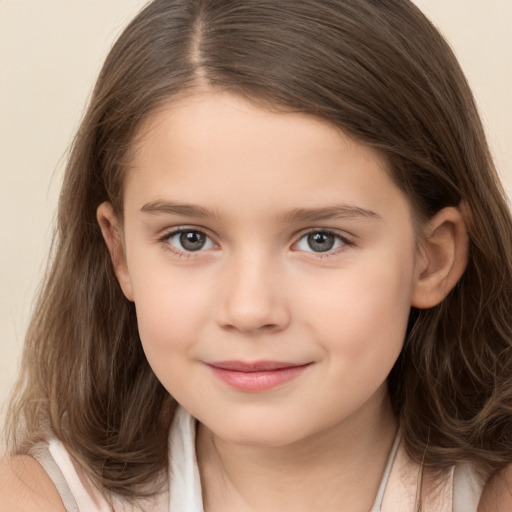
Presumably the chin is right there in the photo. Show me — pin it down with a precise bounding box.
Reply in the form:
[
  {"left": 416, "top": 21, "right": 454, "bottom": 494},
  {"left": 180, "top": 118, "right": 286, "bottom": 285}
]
[{"left": 208, "top": 414, "right": 314, "bottom": 448}]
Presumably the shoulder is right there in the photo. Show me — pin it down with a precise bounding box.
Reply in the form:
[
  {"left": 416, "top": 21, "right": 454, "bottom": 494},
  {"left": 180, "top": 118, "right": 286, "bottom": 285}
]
[
  {"left": 478, "top": 463, "right": 512, "bottom": 512},
  {"left": 0, "top": 454, "right": 66, "bottom": 512}
]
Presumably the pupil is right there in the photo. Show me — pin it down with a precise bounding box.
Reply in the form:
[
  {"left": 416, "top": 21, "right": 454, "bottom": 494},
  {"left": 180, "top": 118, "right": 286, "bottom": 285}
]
[
  {"left": 307, "top": 232, "right": 335, "bottom": 252},
  {"left": 180, "top": 231, "right": 206, "bottom": 251}
]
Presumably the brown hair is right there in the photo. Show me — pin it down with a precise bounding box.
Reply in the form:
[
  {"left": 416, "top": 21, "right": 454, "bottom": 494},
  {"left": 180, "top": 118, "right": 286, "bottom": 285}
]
[{"left": 6, "top": 0, "right": 512, "bottom": 500}]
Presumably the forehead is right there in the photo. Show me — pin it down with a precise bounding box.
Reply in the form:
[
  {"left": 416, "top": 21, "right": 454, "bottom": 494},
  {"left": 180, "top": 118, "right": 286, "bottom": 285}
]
[{"left": 123, "top": 92, "right": 412, "bottom": 223}]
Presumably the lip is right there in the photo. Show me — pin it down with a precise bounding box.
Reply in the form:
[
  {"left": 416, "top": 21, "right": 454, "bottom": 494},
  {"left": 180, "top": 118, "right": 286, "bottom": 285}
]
[{"left": 206, "top": 360, "right": 312, "bottom": 392}]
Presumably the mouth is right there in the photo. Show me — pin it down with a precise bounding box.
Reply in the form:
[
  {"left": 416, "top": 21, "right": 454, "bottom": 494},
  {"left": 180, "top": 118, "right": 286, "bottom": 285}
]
[{"left": 206, "top": 360, "right": 312, "bottom": 392}]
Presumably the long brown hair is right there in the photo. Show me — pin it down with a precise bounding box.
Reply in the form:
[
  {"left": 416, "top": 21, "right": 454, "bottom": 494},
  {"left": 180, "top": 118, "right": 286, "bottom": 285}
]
[{"left": 6, "top": 0, "right": 512, "bottom": 500}]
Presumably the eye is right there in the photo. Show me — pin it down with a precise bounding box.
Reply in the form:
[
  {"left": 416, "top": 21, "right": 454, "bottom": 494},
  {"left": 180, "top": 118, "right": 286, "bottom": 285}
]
[
  {"left": 165, "top": 229, "right": 216, "bottom": 252},
  {"left": 295, "top": 231, "right": 347, "bottom": 253}
]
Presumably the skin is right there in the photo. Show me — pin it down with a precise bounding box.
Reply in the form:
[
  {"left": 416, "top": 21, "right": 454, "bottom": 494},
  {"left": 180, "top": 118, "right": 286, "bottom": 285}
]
[
  {"left": 2, "top": 91, "right": 508, "bottom": 511},
  {"left": 0, "top": 455, "right": 66, "bottom": 511},
  {"left": 97, "top": 91, "right": 470, "bottom": 511}
]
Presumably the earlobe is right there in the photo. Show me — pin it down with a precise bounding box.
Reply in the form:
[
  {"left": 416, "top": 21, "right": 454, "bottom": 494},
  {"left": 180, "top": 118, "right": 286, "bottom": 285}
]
[
  {"left": 96, "top": 202, "right": 134, "bottom": 301},
  {"left": 411, "top": 206, "right": 469, "bottom": 309}
]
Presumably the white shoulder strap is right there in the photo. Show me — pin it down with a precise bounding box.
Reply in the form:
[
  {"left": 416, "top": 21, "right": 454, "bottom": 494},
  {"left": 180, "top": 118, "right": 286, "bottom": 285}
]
[
  {"left": 47, "top": 438, "right": 112, "bottom": 512},
  {"left": 452, "top": 463, "right": 486, "bottom": 512},
  {"left": 369, "top": 429, "right": 402, "bottom": 511},
  {"left": 168, "top": 406, "right": 204, "bottom": 512},
  {"left": 31, "top": 441, "right": 80, "bottom": 512}
]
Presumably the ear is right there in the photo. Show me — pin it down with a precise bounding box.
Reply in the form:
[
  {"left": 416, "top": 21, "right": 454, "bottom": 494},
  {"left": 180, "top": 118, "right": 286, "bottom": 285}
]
[
  {"left": 96, "top": 202, "right": 134, "bottom": 301},
  {"left": 411, "top": 205, "right": 469, "bottom": 309}
]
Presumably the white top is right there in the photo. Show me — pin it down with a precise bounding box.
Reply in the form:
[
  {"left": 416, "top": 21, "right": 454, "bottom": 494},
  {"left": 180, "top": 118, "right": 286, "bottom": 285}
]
[{"left": 31, "top": 406, "right": 486, "bottom": 512}]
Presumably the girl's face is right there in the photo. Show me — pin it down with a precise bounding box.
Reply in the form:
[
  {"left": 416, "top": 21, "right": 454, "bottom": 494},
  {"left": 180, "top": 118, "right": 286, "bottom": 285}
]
[{"left": 105, "top": 92, "right": 424, "bottom": 446}]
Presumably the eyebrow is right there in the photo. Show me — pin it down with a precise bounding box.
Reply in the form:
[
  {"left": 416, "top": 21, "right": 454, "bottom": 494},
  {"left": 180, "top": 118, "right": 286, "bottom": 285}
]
[
  {"left": 140, "top": 200, "right": 381, "bottom": 223},
  {"left": 140, "top": 200, "right": 222, "bottom": 219},
  {"left": 277, "top": 205, "right": 382, "bottom": 223}
]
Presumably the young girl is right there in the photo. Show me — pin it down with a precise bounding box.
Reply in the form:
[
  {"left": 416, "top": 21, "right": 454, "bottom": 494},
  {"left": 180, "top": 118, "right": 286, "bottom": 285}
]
[{"left": 2, "top": 0, "right": 512, "bottom": 510}]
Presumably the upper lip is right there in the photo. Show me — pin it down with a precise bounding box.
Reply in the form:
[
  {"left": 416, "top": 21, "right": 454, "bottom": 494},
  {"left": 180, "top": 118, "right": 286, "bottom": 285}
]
[{"left": 208, "top": 361, "right": 309, "bottom": 372}]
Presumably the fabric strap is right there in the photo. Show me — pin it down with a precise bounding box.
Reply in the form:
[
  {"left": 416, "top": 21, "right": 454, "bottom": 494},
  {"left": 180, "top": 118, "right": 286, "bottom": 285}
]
[{"left": 30, "top": 407, "right": 486, "bottom": 511}]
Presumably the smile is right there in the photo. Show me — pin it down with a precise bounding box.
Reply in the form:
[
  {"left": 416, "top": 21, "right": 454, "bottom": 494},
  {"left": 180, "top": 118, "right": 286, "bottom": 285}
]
[{"left": 206, "top": 361, "right": 312, "bottom": 392}]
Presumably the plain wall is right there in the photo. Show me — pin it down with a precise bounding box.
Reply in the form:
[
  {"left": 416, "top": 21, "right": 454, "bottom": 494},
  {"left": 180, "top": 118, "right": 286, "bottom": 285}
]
[{"left": 1, "top": 0, "right": 511, "bottom": 423}]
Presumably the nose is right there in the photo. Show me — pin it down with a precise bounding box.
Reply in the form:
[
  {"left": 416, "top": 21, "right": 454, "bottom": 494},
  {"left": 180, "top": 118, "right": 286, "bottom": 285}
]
[{"left": 216, "top": 252, "right": 290, "bottom": 334}]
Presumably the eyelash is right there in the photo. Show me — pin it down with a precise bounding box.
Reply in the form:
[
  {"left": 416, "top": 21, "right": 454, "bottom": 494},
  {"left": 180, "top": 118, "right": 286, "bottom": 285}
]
[
  {"left": 158, "top": 227, "right": 353, "bottom": 258},
  {"left": 293, "top": 229, "right": 352, "bottom": 257},
  {"left": 158, "top": 227, "right": 217, "bottom": 258}
]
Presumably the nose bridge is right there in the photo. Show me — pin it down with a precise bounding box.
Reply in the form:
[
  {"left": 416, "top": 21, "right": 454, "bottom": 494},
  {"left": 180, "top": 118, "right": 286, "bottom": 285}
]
[{"left": 217, "top": 245, "right": 288, "bottom": 333}]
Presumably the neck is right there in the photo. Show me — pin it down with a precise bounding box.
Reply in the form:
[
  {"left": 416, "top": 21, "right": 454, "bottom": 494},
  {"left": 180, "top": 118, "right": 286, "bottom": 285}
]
[{"left": 196, "top": 388, "right": 398, "bottom": 512}]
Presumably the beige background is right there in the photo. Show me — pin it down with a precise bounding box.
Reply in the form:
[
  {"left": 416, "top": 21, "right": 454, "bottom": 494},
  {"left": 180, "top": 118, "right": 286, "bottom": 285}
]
[{"left": 1, "top": 1, "right": 511, "bottom": 422}]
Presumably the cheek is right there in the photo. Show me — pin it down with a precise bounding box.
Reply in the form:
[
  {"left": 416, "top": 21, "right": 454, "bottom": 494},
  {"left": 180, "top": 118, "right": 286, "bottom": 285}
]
[
  {"left": 322, "top": 272, "right": 412, "bottom": 410},
  {"left": 128, "top": 260, "right": 215, "bottom": 361},
  {"left": 132, "top": 280, "right": 210, "bottom": 397},
  {"left": 302, "top": 250, "right": 414, "bottom": 365}
]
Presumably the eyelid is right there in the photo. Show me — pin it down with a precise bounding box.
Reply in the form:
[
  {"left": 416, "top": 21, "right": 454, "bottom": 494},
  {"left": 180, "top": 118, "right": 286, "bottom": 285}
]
[
  {"left": 156, "top": 225, "right": 354, "bottom": 258},
  {"left": 158, "top": 225, "right": 218, "bottom": 254},
  {"left": 292, "top": 228, "right": 354, "bottom": 254}
]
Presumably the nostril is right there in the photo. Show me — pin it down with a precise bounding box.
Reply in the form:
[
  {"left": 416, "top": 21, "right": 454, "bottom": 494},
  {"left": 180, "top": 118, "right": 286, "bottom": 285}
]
[
  {"left": 216, "top": 264, "right": 290, "bottom": 333},
  {"left": 217, "top": 302, "right": 290, "bottom": 334}
]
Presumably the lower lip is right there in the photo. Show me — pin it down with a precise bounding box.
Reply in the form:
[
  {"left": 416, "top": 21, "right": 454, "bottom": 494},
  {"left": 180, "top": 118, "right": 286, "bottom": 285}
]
[{"left": 208, "top": 364, "right": 311, "bottom": 392}]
